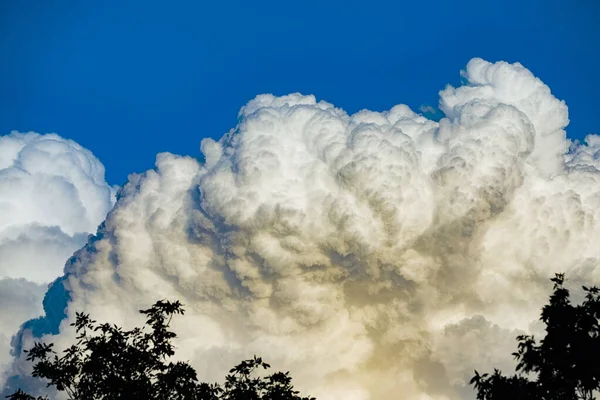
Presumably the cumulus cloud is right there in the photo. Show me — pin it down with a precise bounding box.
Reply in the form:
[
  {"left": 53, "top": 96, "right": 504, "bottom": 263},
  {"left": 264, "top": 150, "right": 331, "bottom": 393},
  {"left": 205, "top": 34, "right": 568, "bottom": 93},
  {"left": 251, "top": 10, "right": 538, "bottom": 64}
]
[
  {"left": 0, "top": 132, "right": 115, "bottom": 385},
  {"left": 4, "top": 59, "right": 600, "bottom": 399}
]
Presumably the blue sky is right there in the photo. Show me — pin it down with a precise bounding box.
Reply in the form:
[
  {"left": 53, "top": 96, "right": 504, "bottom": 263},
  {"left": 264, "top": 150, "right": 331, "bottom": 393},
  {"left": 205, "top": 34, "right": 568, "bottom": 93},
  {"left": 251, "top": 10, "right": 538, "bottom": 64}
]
[{"left": 1, "top": 0, "right": 598, "bottom": 185}]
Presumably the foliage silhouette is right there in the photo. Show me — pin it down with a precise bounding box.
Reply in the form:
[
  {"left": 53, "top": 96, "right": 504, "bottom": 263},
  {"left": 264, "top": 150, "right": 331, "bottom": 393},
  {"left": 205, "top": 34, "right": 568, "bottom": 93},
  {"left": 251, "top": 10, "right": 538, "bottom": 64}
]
[
  {"left": 7, "top": 300, "right": 314, "bottom": 400},
  {"left": 471, "top": 273, "right": 600, "bottom": 400}
]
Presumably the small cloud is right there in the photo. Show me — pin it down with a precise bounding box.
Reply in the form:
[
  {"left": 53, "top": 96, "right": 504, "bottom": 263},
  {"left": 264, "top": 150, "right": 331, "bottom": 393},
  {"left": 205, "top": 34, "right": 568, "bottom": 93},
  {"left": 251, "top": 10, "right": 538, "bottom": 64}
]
[
  {"left": 419, "top": 105, "right": 437, "bottom": 114},
  {"left": 419, "top": 104, "right": 443, "bottom": 121}
]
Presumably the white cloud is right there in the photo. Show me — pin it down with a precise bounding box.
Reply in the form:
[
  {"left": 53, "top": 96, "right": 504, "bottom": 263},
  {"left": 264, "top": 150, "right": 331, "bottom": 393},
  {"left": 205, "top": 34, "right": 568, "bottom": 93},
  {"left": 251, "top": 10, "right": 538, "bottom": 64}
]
[
  {"left": 0, "top": 279, "right": 45, "bottom": 367},
  {"left": 4, "top": 59, "right": 600, "bottom": 399},
  {"left": 0, "top": 132, "right": 115, "bottom": 385}
]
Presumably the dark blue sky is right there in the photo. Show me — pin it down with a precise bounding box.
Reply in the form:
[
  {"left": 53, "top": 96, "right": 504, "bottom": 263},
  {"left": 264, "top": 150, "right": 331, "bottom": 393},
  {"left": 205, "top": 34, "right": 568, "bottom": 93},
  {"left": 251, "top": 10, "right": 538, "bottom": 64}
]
[{"left": 1, "top": 0, "right": 599, "bottom": 185}]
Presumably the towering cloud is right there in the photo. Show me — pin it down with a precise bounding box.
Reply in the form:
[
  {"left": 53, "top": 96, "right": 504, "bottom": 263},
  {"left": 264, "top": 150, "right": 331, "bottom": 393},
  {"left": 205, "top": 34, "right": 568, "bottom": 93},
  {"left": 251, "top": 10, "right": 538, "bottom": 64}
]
[
  {"left": 0, "top": 132, "right": 115, "bottom": 385},
  {"left": 5, "top": 59, "right": 600, "bottom": 399}
]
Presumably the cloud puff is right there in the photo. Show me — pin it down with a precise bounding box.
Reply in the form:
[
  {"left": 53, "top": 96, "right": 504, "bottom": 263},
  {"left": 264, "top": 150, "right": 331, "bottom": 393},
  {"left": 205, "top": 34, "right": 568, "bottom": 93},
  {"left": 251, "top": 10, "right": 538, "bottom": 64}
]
[
  {"left": 0, "top": 132, "right": 115, "bottom": 385},
  {"left": 5, "top": 59, "right": 600, "bottom": 399}
]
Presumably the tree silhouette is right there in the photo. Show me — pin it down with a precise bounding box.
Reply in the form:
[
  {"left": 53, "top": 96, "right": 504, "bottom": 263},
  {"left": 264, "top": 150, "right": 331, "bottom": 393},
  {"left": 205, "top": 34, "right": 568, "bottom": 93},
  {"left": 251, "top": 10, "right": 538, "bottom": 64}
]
[
  {"left": 471, "top": 273, "right": 600, "bottom": 400},
  {"left": 7, "top": 300, "right": 314, "bottom": 400}
]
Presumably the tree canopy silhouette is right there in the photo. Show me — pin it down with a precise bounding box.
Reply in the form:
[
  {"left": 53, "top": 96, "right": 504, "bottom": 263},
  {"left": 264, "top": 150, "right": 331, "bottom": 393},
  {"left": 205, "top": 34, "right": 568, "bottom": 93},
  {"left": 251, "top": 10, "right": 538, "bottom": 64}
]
[
  {"left": 8, "top": 300, "right": 314, "bottom": 400},
  {"left": 471, "top": 273, "right": 600, "bottom": 400}
]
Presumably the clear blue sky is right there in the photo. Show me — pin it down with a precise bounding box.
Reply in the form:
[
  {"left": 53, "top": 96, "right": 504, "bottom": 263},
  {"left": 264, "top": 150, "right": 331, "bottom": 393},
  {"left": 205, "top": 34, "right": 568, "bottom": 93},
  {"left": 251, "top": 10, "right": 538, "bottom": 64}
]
[{"left": 1, "top": 0, "right": 598, "bottom": 185}]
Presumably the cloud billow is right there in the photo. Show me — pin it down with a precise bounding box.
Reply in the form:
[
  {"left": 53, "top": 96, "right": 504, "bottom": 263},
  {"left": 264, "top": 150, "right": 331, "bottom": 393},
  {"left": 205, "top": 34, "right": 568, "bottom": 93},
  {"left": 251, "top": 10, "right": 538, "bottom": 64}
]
[
  {"left": 0, "top": 132, "right": 115, "bottom": 386},
  {"left": 4, "top": 59, "right": 600, "bottom": 399}
]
